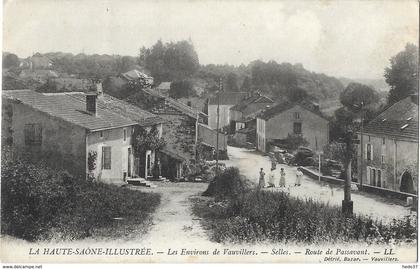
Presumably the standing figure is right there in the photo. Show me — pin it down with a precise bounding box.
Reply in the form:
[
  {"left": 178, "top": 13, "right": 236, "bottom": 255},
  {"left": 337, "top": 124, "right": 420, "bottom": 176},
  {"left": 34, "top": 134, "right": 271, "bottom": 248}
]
[
  {"left": 258, "top": 168, "right": 266, "bottom": 189},
  {"left": 295, "top": 168, "right": 303, "bottom": 186},
  {"left": 279, "top": 168, "right": 286, "bottom": 187},
  {"left": 268, "top": 167, "right": 276, "bottom": 188}
]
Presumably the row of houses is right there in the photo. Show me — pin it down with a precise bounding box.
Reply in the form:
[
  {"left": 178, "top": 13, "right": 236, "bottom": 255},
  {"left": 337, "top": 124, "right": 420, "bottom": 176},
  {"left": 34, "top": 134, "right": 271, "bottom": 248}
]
[
  {"left": 208, "top": 91, "right": 330, "bottom": 153},
  {"left": 2, "top": 74, "right": 227, "bottom": 184}
]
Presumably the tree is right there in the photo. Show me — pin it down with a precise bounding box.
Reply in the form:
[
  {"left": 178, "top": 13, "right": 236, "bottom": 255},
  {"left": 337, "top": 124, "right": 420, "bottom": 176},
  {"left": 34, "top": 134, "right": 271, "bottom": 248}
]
[
  {"left": 385, "top": 43, "right": 419, "bottom": 104},
  {"left": 224, "top": 72, "right": 239, "bottom": 92},
  {"left": 340, "top": 82, "right": 379, "bottom": 112},
  {"left": 139, "top": 40, "right": 199, "bottom": 83},
  {"left": 169, "top": 80, "right": 194, "bottom": 99},
  {"left": 240, "top": 76, "right": 252, "bottom": 92},
  {"left": 3, "top": 53, "right": 19, "bottom": 69}
]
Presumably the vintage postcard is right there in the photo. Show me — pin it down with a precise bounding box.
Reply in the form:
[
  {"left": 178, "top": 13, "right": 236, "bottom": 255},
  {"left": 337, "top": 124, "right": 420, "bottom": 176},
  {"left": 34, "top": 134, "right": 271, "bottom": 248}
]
[{"left": 1, "top": 0, "right": 419, "bottom": 265}]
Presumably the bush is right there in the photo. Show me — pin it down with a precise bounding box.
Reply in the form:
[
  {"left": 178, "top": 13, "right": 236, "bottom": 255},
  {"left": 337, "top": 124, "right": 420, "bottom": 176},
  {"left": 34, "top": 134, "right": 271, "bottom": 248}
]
[
  {"left": 1, "top": 158, "right": 160, "bottom": 241},
  {"left": 193, "top": 189, "right": 417, "bottom": 244},
  {"left": 202, "top": 167, "right": 254, "bottom": 199}
]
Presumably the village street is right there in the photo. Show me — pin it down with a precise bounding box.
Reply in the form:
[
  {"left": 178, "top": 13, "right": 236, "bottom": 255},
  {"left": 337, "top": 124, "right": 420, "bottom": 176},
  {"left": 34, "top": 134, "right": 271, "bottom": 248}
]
[{"left": 222, "top": 146, "right": 414, "bottom": 223}]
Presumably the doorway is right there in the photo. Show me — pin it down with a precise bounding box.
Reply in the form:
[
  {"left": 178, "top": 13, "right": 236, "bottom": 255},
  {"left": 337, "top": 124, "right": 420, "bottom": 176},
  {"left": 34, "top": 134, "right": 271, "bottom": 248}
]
[{"left": 400, "top": 171, "right": 415, "bottom": 194}]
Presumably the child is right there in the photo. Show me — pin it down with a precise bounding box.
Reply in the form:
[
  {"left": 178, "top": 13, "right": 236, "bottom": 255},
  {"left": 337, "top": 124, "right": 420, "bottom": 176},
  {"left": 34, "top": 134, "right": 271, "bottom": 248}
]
[
  {"left": 295, "top": 168, "right": 303, "bottom": 186},
  {"left": 258, "top": 168, "right": 266, "bottom": 189}
]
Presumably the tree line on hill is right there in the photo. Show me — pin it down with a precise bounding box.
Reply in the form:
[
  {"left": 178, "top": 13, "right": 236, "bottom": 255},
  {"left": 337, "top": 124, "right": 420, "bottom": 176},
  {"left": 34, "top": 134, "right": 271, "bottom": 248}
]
[{"left": 3, "top": 41, "right": 418, "bottom": 115}]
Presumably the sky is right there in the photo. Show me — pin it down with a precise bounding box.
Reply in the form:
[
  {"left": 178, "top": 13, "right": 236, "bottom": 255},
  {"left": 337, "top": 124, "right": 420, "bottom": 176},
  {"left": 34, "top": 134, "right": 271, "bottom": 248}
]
[{"left": 3, "top": 0, "right": 419, "bottom": 79}]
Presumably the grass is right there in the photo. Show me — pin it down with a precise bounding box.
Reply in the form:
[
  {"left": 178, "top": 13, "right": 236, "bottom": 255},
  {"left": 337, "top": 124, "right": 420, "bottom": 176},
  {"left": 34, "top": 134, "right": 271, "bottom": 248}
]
[
  {"left": 193, "top": 168, "right": 417, "bottom": 245},
  {"left": 1, "top": 157, "right": 161, "bottom": 242}
]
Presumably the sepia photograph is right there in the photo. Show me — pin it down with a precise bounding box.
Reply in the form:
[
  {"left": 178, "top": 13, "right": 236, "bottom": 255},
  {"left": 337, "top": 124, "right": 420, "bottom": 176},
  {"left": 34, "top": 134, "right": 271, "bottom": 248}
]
[{"left": 1, "top": 0, "right": 419, "bottom": 265}]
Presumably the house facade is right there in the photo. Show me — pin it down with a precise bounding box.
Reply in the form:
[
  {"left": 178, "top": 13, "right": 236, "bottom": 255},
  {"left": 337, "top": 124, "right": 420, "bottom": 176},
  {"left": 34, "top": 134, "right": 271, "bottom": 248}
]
[
  {"left": 208, "top": 92, "right": 248, "bottom": 130},
  {"left": 356, "top": 96, "right": 418, "bottom": 194},
  {"left": 230, "top": 93, "right": 274, "bottom": 132},
  {"left": 2, "top": 90, "right": 164, "bottom": 184},
  {"left": 256, "top": 103, "right": 329, "bottom": 152}
]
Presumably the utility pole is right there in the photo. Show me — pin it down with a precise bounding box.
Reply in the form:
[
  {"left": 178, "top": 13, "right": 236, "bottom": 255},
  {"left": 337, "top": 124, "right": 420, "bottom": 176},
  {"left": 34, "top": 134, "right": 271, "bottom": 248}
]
[
  {"left": 342, "top": 129, "right": 354, "bottom": 217},
  {"left": 215, "top": 78, "right": 222, "bottom": 175}
]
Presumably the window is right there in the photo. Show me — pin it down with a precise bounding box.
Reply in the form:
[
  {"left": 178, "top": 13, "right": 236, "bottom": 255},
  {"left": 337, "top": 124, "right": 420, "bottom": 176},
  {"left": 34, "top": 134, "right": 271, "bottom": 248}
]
[
  {"left": 382, "top": 137, "right": 386, "bottom": 145},
  {"left": 24, "top": 123, "right": 42, "bottom": 146},
  {"left": 366, "top": 144, "right": 372, "bottom": 161},
  {"left": 377, "top": 170, "right": 381, "bottom": 187},
  {"left": 381, "top": 155, "right": 385, "bottom": 165},
  {"left": 372, "top": 169, "right": 376, "bottom": 186},
  {"left": 123, "top": 128, "right": 127, "bottom": 142},
  {"left": 294, "top": 112, "right": 300, "bottom": 120},
  {"left": 102, "top": 146, "right": 111, "bottom": 170},
  {"left": 100, "top": 131, "right": 104, "bottom": 139},
  {"left": 293, "top": 122, "right": 302, "bottom": 134}
]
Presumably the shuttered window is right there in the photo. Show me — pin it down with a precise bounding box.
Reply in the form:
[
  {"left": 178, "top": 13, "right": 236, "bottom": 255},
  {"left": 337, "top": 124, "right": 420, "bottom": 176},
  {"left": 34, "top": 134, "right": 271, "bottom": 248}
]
[{"left": 102, "top": 146, "right": 111, "bottom": 170}]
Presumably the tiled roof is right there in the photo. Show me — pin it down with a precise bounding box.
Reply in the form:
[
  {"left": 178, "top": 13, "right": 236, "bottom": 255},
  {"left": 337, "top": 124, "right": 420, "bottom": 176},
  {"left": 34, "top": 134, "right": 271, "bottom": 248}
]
[
  {"left": 208, "top": 92, "right": 248, "bottom": 105},
  {"left": 71, "top": 93, "right": 165, "bottom": 127},
  {"left": 258, "top": 101, "right": 329, "bottom": 121},
  {"left": 363, "top": 96, "right": 418, "bottom": 141},
  {"left": 142, "top": 88, "right": 204, "bottom": 119},
  {"left": 3, "top": 90, "right": 146, "bottom": 131},
  {"left": 230, "top": 94, "right": 273, "bottom": 112}
]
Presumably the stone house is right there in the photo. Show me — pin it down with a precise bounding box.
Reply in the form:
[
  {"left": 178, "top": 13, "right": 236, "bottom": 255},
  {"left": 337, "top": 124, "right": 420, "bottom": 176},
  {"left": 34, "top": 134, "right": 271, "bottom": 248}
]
[
  {"left": 230, "top": 93, "right": 274, "bottom": 132},
  {"left": 356, "top": 95, "right": 418, "bottom": 194},
  {"left": 208, "top": 92, "right": 248, "bottom": 130},
  {"left": 2, "top": 89, "right": 164, "bottom": 184},
  {"left": 256, "top": 102, "right": 330, "bottom": 152},
  {"left": 126, "top": 88, "right": 227, "bottom": 179}
]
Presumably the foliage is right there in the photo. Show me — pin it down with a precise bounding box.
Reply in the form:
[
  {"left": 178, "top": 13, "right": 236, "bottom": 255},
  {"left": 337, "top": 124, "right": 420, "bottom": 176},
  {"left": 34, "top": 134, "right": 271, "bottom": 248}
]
[
  {"left": 193, "top": 190, "right": 417, "bottom": 244},
  {"left": 282, "top": 134, "right": 309, "bottom": 151},
  {"left": 385, "top": 43, "right": 419, "bottom": 105},
  {"left": 131, "top": 126, "right": 166, "bottom": 158},
  {"left": 323, "top": 141, "right": 356, "bottom": 167},
  {"left": 1, "top": 158, "right": 160, "bottom": 241},
  {"left": 88, "top": 151, "right": 97, "bottom": 172},
  {"left": 169, "top": 79, "right": 194, "bottom": 99},
  {"left": 3, "top": 53, "right": 19, "bottom": 69},
  {"left": 224, "top": 72, "right": 239, "bottom": 92},
  {"left": 203, "top": 167, "right": 254, "bottom": 199},
  {"left": 340, "top": 82, "right": 379, "bottom": 112},
  {"left": 139, "top": 40, "right": 200, "bottom": 83}
]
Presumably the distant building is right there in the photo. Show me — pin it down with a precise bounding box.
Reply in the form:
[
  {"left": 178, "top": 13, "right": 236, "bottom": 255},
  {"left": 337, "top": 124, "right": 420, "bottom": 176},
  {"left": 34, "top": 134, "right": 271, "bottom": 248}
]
[
  {"left": 256, "top": 102, "right": 329, "bottom": 152},
  {"left": 121, "top": 69, "right": 154, "bottom": 85},
  {"left": 19, "top": 69, "right": 59, "bottom": 83},
  {"left": 208, "top": 92, "right": 248, "bottom": 130},
  {"left": 230, "top": 93, "right": 274, "bottom": 132},
  {"left": 155, "top": 82, "right": 171, "bottom": 96},
  {"left": 356, "top": 95, "right": 418, "bottom": 194},
  {"left": 2, "top": 89, "right": 164, "bottom": 184}
]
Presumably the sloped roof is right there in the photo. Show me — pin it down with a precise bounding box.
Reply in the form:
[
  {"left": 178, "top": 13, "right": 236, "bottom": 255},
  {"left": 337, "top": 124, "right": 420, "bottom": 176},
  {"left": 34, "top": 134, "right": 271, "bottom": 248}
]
[
  {"left": 2, "top": 90, "right": 161, "bottom": 131},
  {"left": 156, "top": 82, "right": 171, "bottom": 90},
  {"left": 121, "top": 69, "right": 152, "bottom": 81},
  {"left": 363, "top": 96, "right": 418, "bottom": 141},
  {"left": 230, "top": 94, "right": 273, "bottom": 112},
  {"left": 142, "top": 88, "right": 206, "bottom": 119},
  {"left": 258, "top": 101, "right": 329, "bottom": 121},
  {"left": 208, "top": 92, "right": 248, "bottom": 105},
  {"left": 70, "top": 93, "right": 165, "bottom": 127}
]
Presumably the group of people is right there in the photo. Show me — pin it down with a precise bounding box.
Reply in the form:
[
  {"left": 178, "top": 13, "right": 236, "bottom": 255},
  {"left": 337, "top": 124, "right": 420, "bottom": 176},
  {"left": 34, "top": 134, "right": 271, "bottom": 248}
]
[{"left": 258, "top": 166, "right": 304, "bottom": 189}]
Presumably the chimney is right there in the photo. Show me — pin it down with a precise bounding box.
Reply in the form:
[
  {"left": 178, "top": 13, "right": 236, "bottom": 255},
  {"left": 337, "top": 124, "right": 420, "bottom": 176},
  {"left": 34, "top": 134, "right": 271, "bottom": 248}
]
[
  {"left": 86, "top": 93, "right": 97, "bottom": 115},
  {"left": 95, "top": 81, "right": 103, "bottom": 96}
]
